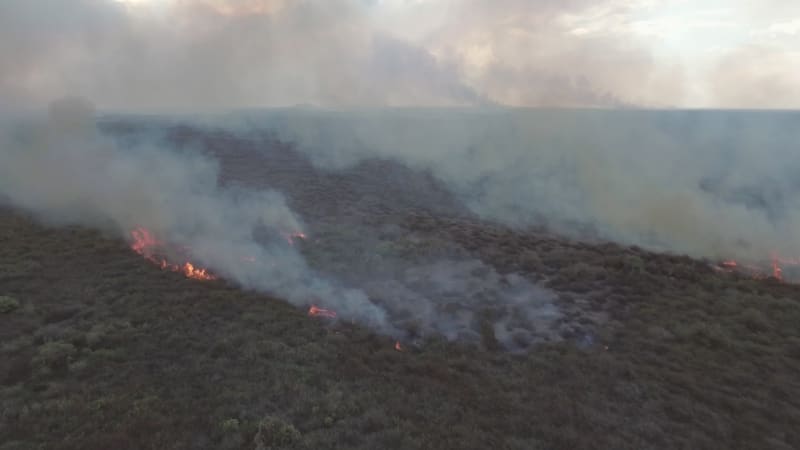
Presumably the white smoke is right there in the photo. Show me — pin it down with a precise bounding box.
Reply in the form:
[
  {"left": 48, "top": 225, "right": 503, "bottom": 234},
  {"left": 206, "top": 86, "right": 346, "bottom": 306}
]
[
  {"left": 250, "top": 108, "right": 800, "bottom": 261},
  {"left": 0, "top": 98, "right": 387, "bottom": 327},
  {"left": 18, "top": 100, "right": 800, "bottom": 347}
]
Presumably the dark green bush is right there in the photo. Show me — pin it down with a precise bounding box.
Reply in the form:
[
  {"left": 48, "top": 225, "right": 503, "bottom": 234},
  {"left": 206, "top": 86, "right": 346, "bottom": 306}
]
[{"left": 0, "top": 295, "right": 20, "bottom": 313}]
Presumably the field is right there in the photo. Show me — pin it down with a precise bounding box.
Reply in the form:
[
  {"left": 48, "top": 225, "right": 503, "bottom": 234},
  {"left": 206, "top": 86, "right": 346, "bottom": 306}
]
[{"left": 2, "top": 126, "right": 800, "bottom": 449}]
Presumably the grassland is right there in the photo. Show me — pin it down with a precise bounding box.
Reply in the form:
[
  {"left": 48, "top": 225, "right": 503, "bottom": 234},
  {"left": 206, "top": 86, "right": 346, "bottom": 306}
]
[{"left": 1, "top": 206, "right": 800, "bottom": 450}]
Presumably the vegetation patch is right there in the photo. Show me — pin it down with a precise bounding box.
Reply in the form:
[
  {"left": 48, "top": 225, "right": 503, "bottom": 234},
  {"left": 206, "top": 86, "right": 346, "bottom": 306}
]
[
  {"left": 0, "top": 295, "right": 20, "bottom": 313},
  {"left": 2, "top": 196, "right": 800, "bottom": 449}
]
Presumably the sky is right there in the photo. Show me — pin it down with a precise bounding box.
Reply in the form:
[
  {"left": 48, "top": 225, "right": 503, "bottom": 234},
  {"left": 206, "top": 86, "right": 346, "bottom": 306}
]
[{"left": 1, "top": 0, "right": 799, "bottom": 110}]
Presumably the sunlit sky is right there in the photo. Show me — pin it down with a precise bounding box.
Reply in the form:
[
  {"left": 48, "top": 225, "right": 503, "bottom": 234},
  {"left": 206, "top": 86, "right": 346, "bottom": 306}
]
[{"left": 1, "top": 0, "right": 798, "bottom": 109}]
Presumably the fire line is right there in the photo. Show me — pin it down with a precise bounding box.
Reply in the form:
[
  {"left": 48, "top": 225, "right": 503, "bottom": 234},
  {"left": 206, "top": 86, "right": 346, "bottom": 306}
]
[{"left": 129, "top": 227, "right": 216, "bottom": 281}]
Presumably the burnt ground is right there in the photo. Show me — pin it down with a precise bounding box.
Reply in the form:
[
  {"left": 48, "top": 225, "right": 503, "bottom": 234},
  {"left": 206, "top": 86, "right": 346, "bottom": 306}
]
[{"left": 2, "top": 125, "right": 800, "bottom": 449}]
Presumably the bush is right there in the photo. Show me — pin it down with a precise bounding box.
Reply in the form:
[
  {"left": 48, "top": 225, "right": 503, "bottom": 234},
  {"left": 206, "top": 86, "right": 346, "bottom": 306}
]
[
  {"left": 623, "top": 255, "right": 646, "bottom": 274},
  {"left": 787, "top": 337, "right": 800, "bottom": 359},
  {"left": 85, "top": 321, "right": 131, "bottom": 349},
  {"left": 0, "top": 295, "right": 20, "bottom": 313},
  {"left": 673, "top": 322, "right": 730, "bottom": 349},
  {"left": 253, "top": 416, "right": 301, "bottom": 449},
  {"left": 646, "top": 325, "right": 674, "bottom": 341},
  {"left": 519, "top": 250, "right": 543, "bottom": 270},
  {"left": 220, "top": 418, "right": 240, "bottom": 433},
  {"left": 739, "top": 307, "right": 770, "bottom": 332},
  {"left": 33, "top": 341, "right": 77, "bottom": 372},
  {"left": 563, "top": 262, "right": 593, "bottom": 279}
]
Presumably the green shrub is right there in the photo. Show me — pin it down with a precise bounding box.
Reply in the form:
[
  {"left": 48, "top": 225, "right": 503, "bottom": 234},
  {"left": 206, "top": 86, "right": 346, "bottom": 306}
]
[
  {"left": 564, "top": 262, "right": 593, "bottom": 278},
  {"left": 739, "top": 307, "right": 770, "bottom": 332},
  {"left": 253, "top": 416, "right": 301, "bottom": 449},
  {"left": 519, "top": 250, "right": 543, "bottom": 270},
  {"left": 0, "top": 295, "right": 20, "bottom": 313},
  {"left": 68, "top": 359, "right": 88, "bottom": 373},
  {"left": 623, "top": 255, "right": 646, "bottom": 274},
  {"left": 220, "top": 418, "right": 240, "bottom": 433},
  {"left": 88, "top": 348, "right": 126, "bottom": 363},
  {"left": 86, "top": 323, "right": 109, "bottom": 348},
  {"left": 33, "top": 341, "right": 77, "bottom": 371},
  {"left": 646, "top": 325, "right": 674, "bottom": 341},
  {"left": 673, "top": 322, "right": 730, "bottom": 349},
  {"left": 787, "top": 337, "right": 800, "bottom": 359},
  {"left": 85, "top": 320, "right": 131, "bottom": 349}
]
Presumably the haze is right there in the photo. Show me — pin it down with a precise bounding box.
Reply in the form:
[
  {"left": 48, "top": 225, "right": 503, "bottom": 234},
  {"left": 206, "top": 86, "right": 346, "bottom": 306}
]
[{"left": 2, "top": 0, "right": 799, "bottom": 111}]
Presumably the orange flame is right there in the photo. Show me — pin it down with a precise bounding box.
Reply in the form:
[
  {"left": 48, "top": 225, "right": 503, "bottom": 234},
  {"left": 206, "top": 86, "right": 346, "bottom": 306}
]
[
  {"left": 394, "top": 341, "right": 404, "bottom": 352},
  {"left": 129, "top": 227, "right": 216, "bottom": 281},
  {"left": 773, "top": 264, "right": 783, "bottom": 280},
  {"left": 716, "top": 251, "right": 800, "bottom": 283},
  {"left": 308, "top": 305, "right": 337, "bottom": 319},
  {"left": 285, "top": 231, "right": 307, "bottom": 246},
  {"left": 182, "top": 262, "right": 216, "bottom": 281},
  {"left": 130, "top": 227, "right": 158, "bottom": 255}
]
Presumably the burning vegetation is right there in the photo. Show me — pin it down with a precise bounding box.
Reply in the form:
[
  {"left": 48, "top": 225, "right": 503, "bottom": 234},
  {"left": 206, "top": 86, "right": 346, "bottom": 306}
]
[
  {"left": 285, "top": 231, "right": 307, "bottom": 245},
  {"left": 308, "top": 305, "right": 337, "bottom": 319},
  {"left": 3, "top": 177, "right": 800, "bottom": 449},
  {"left": 129, "top": 227, "right": 216, "bottom": 281},
  {"left": 128, "top": 226, "right": 310, "bottom": 283},
  {"left": 713, "top": 253, "right": 800, "bottom": 283}
]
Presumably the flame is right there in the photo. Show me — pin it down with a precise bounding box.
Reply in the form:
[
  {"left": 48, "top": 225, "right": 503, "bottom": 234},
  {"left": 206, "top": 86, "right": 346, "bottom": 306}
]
[
  {"left": 308, "top": 305, "right": 337, "bottom": 319},
  {"left": 715, "top": 251, "right": 800, "bottom": 283},
  {"left": 130, "top": 227, "right": 158, "bottom": 255},
  {"left": 182, "top": 262, "right": 216, "bottom": 281},
  {"left": 394, "top": 341, "right": 404, "bottom": 352},
  {"left": 285, "top": 231, "right": 307, "bottom": 246},
  {"left": 774, "top": 256, "right": 800, "bottom": 265},
  {"left": 129, "top": 227, "right": 217, "bottom": 281},
  {"left": 770, "top": 253, "right": 800, "bottom": 282}
]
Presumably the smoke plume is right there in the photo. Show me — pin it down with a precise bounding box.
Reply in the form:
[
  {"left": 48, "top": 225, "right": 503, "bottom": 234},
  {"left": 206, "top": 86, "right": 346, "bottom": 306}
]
[
  {"left": 253, "top": 108, "right": 800, "bottom": 261},
  {"left": 0, "top": 98, "right": 387, "bottom": 327},
  {"left": 5, "top": 0, "right": 797, "bottom": 109},
  {"left": 3, "top": 0, "right": 799, "bottom": 348}
]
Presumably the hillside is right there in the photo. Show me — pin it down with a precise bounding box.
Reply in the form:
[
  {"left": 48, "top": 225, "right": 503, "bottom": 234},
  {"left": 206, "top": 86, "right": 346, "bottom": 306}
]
[{"left": 2, "top": 204, "right": 800, "bottom": 449}]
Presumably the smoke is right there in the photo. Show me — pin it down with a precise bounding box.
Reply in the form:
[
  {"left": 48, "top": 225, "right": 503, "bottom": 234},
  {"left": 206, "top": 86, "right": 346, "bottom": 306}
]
[
  {"left": 361, "top": 260, "right": 560, "bottom": 348},
  {"left": 252, "top": 108, "right": 800, "bottom": 261},
  {"left": 0, "top": 100, "right": 566, "bottom": 349},
  {"left": 3, "top": 0, "right": 799, "bottom": 348},
  {"left": 0, "top": 98, "right": 387, "bottom": 327},
  {"left": 3, "top": 0, "right": 798, "bottom": 109},
  {"left": 0, "top": 0, "right": 482, "bottom": 110},
  {"left": 9, "top": 100, "right": 800, "bottom": 349},
  {"left": 710, "top": 45, "right": 800, "bottom": 109}
]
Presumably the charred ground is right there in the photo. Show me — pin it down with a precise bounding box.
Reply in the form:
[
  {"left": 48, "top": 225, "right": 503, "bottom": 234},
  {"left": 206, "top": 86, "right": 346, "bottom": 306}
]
[{"left": 2, "top": 124, "right": 800, "bottom": 449}]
